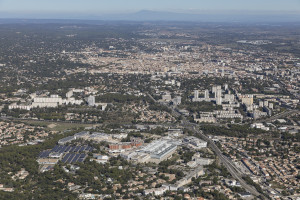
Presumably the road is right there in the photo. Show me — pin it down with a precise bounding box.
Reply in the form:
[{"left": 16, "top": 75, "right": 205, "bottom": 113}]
[
  {"left": 147, "top": 93, "right": 262, "bottom": 197},
  {"left": 0, "top": 116, "right": 96, "bottom": 125},
  {"left": 256, "top": 109, "right": 299, "bottom": 123},
  {"left": 182, "top": 120, "right": 261, "bottom": 197}
]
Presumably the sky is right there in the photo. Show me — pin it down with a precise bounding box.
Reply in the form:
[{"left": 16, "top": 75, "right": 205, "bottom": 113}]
[{"left": 0, "top": 0, "right": 300, "bottom": 14}]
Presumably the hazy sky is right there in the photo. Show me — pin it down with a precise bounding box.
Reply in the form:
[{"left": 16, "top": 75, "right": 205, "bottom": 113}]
[{"left": 0, "top": 0, "right": 300, "bottom": 14}]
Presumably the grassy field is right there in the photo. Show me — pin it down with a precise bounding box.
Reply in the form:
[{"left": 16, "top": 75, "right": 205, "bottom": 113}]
[{"left": 19, "top": 120, "right": 98, "bottom": 132}]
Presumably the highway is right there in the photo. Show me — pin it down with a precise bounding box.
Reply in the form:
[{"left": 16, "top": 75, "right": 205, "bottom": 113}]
[
  {"left": 256, "top": 109, "right": 299, "bottom": 123},
  {"left": 0, "top": 116, "right": 97, "bottom": 125},
  {"left": 182, "top": 120, "right": 261, "bottom": 197},
  {"left": 146, "top": 92, "right": 262, "bottom": 197}
]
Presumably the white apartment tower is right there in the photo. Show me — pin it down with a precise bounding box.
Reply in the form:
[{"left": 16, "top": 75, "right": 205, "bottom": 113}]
[
  {"left": 204, "top": 90, "right": 209, "bottom": 99},
  {"left": 194, "top": 90, "right": 199, "bottom": 100},
  {"left": 87, "top": 95, "right": 95, "bottom": 106}
]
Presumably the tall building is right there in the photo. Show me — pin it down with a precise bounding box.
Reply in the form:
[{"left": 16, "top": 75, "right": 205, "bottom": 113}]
[
  {"left": 264, "top": 100, "right": 269, "bottom": 107},
  {"left": 194, "top": 90, "right": 199, "bottom": 100},
  {"left": 216, "top": 89, "right": 222, "bottom": 98},
  {"left": 224, "top": 84, "right": 228, "bottom": 91},
  {"left": 221, "top": 68, "right": 225, "bottom": 77},
  {"left": 87, "top": 95, "right": 95, "bottom": 106},
  {"left": 204, "top": 90, "right": 209, "bottom": 99},
  {"left": 213, "top": 85, "right": 222, "bottom": 98},
  {"left": 216, "top": 96, "right": 222, "bottom": 105},
  {"left": 269, "top": 103, "right": 274, "bottom": 109},
  {"left": 263, "top": 106, "right": 272, "bottom": 116},
  {"left": 215, "top": 87, "right": 222, "bottom": 105},
  {"left": 212, "top": 86, "right": 217, "bottom": 94}
]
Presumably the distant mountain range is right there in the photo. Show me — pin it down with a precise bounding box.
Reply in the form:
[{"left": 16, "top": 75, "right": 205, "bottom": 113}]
[
  {"left": 96, "top": 10, "right": 300, "bottom": 22},
  {"left": 0, "top": 10, "right": 300, "bottom": 23}
]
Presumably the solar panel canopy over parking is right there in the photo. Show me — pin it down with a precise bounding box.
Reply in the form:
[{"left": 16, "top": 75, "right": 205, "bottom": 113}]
[
  {"left": 50, "top": 145, "right": 93, "bottom": 153},
  {"left": 38, "top": 150, "right": 51, "bottom": 158},
  {"left": 38, "top": 145, "right": 92, "bottom": 164},
  {"left": 62, "top": 153, "right": 87, "bottom": 164}
]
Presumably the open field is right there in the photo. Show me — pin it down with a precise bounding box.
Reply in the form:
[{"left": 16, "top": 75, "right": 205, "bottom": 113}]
[{"left": 19, "top": 120, "right": 98, "bottom": 132}]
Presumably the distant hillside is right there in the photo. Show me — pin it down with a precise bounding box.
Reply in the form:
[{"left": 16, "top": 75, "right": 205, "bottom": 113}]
[{"left": 0, "top": 10, "right": 300, "bottom": 23}]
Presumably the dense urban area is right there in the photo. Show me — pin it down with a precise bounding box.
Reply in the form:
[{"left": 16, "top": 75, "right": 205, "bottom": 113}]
[{"left": 0, "top": 20, "right": 299, "bottom": 200}]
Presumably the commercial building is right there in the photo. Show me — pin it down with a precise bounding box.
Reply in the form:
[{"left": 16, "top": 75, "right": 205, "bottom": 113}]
[
  {"left": 87, "top": 132, "right": 112, "bottom": 141},
  {"left": 75, "top": 131, "right": 90, "bottom": 138},
  {"left": 184, "top": 136, "right": 207, "bottom": 149},
  {"left": 109, "top": 138, "right": 143, "bottom": 151},
  {"left": 92, "top": 154, "right": 109, "bottom": 164},
  {"left": 121, "top": 152, "right": 151, "bottom": 163},
  {"left": 58, "top": 136, "right": 76, "bottom": 145},
  {"left": 140, "top": 139, "right": 178, "bottom": 163},
  {"left": 167, "top": 129, "right": 183, "bottom": 137},
  {"left": 150, "top": 144, "right": 177, "bottom": 162},
  {"left": 250, "top": 123, "right": 270, "bottom": 131}
]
